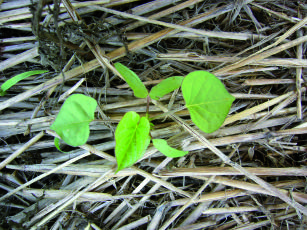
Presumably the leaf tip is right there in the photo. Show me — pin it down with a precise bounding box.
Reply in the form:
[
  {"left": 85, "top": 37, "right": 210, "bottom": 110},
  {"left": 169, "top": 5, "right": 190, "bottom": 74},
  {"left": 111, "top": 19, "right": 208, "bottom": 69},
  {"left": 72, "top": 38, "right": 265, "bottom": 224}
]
[{"left": 54, "top": 137, "right": 67, "bottom": 153}]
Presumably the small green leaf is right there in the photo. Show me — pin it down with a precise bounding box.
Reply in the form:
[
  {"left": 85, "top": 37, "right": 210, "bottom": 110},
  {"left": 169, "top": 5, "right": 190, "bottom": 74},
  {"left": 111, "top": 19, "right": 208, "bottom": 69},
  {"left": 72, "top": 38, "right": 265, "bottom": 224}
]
[
  {"left": 114, "top": 62, "right": 148, "bottom": 98},
  {"left": 54, "top": 137, "right": 67, "bottom": 153},
  {"left": 0, "top": 70, "right": 48, "bottom": 96},
  {"left": 50, "top": 94, "right": 97, "bottom": 147},
  {"left": 115, "top": 111, "right": 150, "bottom": 172},
  {"left": 153, "top": 139, "right": 188, "bottom": 158},
  {"left": 149, "top": 76, "right": 184, "bottom": 100},
  {"left": 182, "top": 71, "right": 235, "bottom": 133}
]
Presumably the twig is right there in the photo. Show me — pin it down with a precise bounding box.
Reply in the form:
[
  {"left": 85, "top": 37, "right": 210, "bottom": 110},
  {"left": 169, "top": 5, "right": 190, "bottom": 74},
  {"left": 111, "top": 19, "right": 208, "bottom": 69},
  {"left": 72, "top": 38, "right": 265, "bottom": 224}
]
[
  {"left": 0, "top": 152, "right": 91, "bottom": 203},
  {"left": 91, "top": 5, "right": 266, "bottom": 41},
  {"left": 0, "top": 131, "right": 44, "bottom": 170}
]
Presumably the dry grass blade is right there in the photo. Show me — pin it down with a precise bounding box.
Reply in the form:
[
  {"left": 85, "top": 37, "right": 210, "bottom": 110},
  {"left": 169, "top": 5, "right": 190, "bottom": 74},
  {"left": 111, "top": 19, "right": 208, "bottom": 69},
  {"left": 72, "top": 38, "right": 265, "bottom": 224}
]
[
  {"left": 0, "top": 131, "right": 44, "bottom": 170},
  {"left": 0, "top": 47, "right": 38, "bottom": 71},
  {"left": 160, "top": 167, "right": 307, "bottom": 177},
  {"left": 92, "top": 5, "right": 265, "bottom": 40},
  {"left": 152, "top": 100, "right": 307, "bottom": 225},
  {"left": 32, "top": 170, "right": 113, "bottom": 229},
  {"left": 0, "top": 152, "right": 91, "bottom": 203},
  {"left": 214, "top": 35, "right": 307, "bottom": 75},
  {"left": 156, "top": 53, "right": 307, "bottom": 68}
]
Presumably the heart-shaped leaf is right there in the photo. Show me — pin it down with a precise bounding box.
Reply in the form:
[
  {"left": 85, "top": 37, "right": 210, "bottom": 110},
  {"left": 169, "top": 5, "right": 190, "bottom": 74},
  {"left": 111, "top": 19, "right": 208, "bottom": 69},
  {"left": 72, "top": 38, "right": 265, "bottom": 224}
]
[
  {"left": 114, "top": 62, "right": 148, "bottom": 98},
  {"left": 149, "top": 76, "right": 184, "bottom": 100},
  {"left": 50, "top": 94, "right": 97, "bottom": 147},
  {"left": 153, "top": 139, "right": 188, "bottom": 158},
  {"left": 115, "top": 111, "right": 150, "bottom": 172},
  {"left": 182, "top": 71, "right": 235, "bottom": 133}
]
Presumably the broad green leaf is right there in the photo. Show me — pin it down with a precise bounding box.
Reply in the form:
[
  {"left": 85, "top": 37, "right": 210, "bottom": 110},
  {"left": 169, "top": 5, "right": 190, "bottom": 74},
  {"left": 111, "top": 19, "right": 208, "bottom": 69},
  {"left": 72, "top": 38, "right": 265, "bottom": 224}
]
[
  {"left": 182, "top": 71, "right": 235, "bottom": 133},
  {"left": 50, "top": 94, "right": 97, "bottom": 147},
  {"left": 149, "top": 76, "right": 184, "bottom": 100},
  {"left": 54, "top": 137, "right": 67, "bottom": 153},
  {"left": 114, "top": 62, "right": 148, "bottom": 98},
  {"left": 115, "top": 111, "right": 150, "bottom": 172},
  {"left": 0, "top": 70, "right": 48, "bottom": 96},
  {"left": 153, "top": 139, "right": 188, "bottom": 158}
]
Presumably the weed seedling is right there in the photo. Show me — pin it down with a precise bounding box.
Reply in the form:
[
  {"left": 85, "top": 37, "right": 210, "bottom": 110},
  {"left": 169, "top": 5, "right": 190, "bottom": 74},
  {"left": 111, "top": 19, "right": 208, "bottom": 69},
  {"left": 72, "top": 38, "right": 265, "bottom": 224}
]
[{"left": 0, "top": 70, "right": 48, "bottom": 96}]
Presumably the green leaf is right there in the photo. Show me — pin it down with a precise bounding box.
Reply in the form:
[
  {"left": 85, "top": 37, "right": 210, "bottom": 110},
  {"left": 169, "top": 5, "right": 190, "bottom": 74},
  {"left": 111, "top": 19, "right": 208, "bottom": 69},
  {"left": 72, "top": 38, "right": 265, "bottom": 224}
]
[
  {"left": 0, "top": 70, "right": 48, "bottom": 96},
  {"left": 149, "top": 76, "right": 184, "bottom": 100},
  {"left": 54, "top": 137, "right": 67, "bottom": 153},
  {"left": 115, "top": 111, "right": 150, "bottom": 172},
  {"left": 50, "top": 94, "right": 97, "bottom": 147},
  {"left": 114, "top": 62, "right": 148, "bottom": 98},
  {"left": 182, "top": 71, "right": 235, "bottom": 133},
  {"left": 153, "top": 139, "right": 188, "bottom": 158}
]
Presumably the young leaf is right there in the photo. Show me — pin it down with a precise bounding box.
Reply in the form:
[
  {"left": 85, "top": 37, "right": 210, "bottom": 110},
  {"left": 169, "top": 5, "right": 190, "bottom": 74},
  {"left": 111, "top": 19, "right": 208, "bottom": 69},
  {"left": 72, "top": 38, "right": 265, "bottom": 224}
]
[
  {"left": 114, "top": 62, "right": 148, "bottom": 98},
  {"left": 50, "top": 94, "right": 97, "bottom": 147},
  {"left": 153, "top": 139, "right": 188, "bottom": 158},
  {"left": 182, "top": 71, "right": 235, "bottom": 133},
  {"left": 115, "top": 111, "right": 150, "bottom": 172},
  {"left": 54, "top": 137, "right": 66, "bottom": 153},
  {"left": 149, "top": 76, "right": 184, "bottom": 100},
  {"left": 0, "top": 70, "right": 48, "bottom": 96}
]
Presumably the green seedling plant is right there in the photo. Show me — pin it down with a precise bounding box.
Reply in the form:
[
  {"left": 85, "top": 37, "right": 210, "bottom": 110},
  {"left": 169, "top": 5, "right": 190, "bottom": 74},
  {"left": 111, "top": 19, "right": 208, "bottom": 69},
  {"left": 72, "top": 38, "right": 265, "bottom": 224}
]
[
  {"left": 50, "top": 63, "right": 235, "bottom": 172},
  {"left": 114, "top": 63, "right": 235, "bottom": 171},
  {"left": 0, "top": 70, "right": 49, "bottom": 96}
]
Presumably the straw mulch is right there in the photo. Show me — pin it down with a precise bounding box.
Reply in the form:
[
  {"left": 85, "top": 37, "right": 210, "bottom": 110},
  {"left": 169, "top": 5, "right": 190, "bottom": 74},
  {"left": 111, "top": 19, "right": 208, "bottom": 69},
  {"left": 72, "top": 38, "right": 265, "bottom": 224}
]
[{"left": 0, "top": 0, "right": 307, "bottom": 229}]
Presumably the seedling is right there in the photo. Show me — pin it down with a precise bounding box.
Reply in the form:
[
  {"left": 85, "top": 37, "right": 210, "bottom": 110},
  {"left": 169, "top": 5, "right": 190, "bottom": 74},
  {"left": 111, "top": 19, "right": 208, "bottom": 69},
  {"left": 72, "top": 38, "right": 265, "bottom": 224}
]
[
  {"left": 0, "top": 70, "right": 48, "bottom": 96},
  {"left": 50, "top": 63, "right": 235, "bottom": 172},
  {"left": 113, "top": 63, "right": 235, "bottom": 171}
]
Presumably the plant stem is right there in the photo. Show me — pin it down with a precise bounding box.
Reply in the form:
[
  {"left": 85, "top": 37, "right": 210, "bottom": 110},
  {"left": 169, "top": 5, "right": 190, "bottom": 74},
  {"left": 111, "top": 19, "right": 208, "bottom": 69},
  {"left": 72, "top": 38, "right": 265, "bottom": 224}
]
[{"left": 146, "top": 95, "right": 150, "bottom": 119}]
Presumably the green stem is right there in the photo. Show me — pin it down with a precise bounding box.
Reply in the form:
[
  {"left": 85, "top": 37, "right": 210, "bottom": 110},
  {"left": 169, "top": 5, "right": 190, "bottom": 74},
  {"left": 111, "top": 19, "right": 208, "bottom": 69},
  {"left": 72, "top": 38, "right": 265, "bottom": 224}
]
[{"left": 146, "top": 95, "right": 150, "bottom": 119}]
